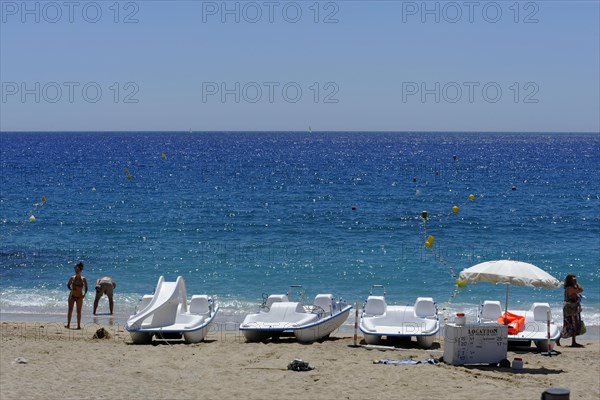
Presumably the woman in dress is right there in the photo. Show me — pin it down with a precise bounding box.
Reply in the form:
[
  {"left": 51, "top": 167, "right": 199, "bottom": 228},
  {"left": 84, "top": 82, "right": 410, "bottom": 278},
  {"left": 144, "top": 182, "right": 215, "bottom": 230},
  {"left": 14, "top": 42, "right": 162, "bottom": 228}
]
[{"left": 559, "top": 274, "right": 584, "bottom": 347}]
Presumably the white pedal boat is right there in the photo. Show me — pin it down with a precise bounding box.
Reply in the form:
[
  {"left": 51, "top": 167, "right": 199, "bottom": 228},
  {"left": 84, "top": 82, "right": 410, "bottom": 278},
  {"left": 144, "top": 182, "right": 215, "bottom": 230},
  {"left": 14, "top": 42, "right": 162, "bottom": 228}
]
[
  {"left": 125, "top": 276, "right": 219, "bottom": 344},
  {"left": 478, "top": 300, "right": 560, "bottom": 350},
  {"left": 359, "top": 285, "right": 440, "bottom": 348},
  {"left": 239, "top": 285, "right": 352, "bottom": 343}
]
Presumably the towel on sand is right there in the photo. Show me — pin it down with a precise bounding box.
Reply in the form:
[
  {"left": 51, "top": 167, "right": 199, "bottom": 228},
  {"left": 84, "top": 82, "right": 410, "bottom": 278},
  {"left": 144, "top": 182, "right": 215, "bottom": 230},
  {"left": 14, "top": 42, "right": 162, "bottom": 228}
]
[{"left": 374, "top": 358, "right": 439, "bottom": 365}]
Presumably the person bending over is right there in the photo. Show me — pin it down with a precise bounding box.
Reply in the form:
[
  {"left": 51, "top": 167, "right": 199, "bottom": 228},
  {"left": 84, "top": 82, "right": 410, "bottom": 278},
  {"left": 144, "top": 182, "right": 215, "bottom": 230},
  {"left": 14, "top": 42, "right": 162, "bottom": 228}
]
[{"left": 93, "top": 276, "right": 116, "bottom": 315}]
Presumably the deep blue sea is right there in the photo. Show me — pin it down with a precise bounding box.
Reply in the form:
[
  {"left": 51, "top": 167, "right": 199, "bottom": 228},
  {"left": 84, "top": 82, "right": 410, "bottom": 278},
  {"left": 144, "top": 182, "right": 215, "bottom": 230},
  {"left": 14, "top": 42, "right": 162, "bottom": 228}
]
[{"left": 1, "top": 132, "right": 599, "bottom": 326}]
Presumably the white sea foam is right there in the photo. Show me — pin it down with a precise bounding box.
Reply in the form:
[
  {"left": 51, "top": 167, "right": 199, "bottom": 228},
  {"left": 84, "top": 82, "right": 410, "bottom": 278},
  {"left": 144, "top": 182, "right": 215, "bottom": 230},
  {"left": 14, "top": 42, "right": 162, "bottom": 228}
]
[{"left": 2, "top": 288, "right": 598, "bottom": 328}]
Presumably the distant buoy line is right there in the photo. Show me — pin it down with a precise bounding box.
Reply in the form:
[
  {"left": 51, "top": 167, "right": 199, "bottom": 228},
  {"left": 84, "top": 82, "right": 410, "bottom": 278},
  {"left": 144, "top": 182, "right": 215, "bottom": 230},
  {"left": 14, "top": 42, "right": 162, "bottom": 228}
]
[
  {"left": 413, "top": 155, "right": 520, "bottom": 322},
  {"left": 1, "top": 196, "right": 47, "bottom": 239}
]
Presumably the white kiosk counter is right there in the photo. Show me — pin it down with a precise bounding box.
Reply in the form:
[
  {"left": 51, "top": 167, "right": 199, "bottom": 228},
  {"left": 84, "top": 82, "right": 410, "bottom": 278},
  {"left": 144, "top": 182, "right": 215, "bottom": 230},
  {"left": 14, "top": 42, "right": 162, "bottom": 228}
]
[{"left": 443, "top": 324, "right": 508, "bottom": 365}]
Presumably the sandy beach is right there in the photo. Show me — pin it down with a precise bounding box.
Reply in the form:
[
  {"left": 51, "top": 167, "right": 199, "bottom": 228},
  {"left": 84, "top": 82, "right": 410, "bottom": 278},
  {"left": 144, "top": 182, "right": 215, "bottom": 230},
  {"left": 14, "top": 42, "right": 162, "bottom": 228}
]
[{"left": 1, "top": 320, "right": 598, "bottom": 400}]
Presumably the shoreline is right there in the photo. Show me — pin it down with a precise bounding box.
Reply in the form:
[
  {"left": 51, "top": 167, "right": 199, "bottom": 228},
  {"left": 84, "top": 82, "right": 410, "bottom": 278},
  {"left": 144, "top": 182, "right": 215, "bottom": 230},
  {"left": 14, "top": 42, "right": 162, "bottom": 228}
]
[
  {"left": 2, "top": 311, "right": 599, "bottom": 340},
  {"left": 2, "top": 320, "right": 599, "bottom": 400}
]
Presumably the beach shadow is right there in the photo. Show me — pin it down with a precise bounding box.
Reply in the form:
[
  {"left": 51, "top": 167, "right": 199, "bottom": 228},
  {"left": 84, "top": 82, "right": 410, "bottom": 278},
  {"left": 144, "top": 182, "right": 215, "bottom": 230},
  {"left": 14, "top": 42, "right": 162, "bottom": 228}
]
[
  {"left": 140, "top": 339, "right": 218, "bottom": 346},
  {"left": 314, "top": 336, "right": 345, "bottom": 344},
  {"left": 511, "top": 348, "right": 563, "bottom": 357},
  {"left": 508, "top": 343, "right": 539, "bottom": 352},
  {"left": 507, "top": 343, "right": 563, "bottom": 356},
  {"left": 462, "top": 365, "right": 564, "bottom": 375},
  {"left": 125, "top": 334, "right": 218, "bottom": 345},
  {"left": 257, "top": 335, "right": 345, "bottom": 345},
  {"left": 359, "top": 337, "right": 441, "bottom": 350}
]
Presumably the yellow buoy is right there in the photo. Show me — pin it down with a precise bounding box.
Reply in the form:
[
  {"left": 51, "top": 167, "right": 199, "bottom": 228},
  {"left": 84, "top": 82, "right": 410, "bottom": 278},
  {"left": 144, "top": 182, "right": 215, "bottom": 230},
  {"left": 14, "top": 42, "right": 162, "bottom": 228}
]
[
  {"left": 28, "top": 215, "right": 36, "bottom": 222},
  {"left": 456, "top": 279, "right": 466, "bottom": 288},
  {"left": 452, "top": 205, "right": 459, "bottom": 214},
  {"left": 161, "top": 153, "right": 167, "bottom": 159},
  {"left": 424, "top": 235, "right": 434, "bottom": 247},
  {"left": 468, "top": 194, "right": 475, "bottom": 201},
  {"left": 41, "top": 196, "right": 46, "bottom": 203}
]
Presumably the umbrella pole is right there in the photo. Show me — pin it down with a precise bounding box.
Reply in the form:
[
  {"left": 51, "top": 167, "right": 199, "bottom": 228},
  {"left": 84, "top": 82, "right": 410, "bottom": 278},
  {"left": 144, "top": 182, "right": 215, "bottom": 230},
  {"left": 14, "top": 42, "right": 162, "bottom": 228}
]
[{"left": 504, "top": 285, "right": 509, "bottom": 325}]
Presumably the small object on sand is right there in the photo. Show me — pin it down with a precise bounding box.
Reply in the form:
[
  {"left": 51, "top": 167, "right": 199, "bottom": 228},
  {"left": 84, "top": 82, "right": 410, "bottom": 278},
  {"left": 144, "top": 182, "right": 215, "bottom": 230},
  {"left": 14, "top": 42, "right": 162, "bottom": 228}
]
[
  {"left": 512, "top": 357, "right": 524, "bottom": 369},
  {"left": 374, "top": 359, "right": 418, "bottom": 365},
  {"left": 374, "top": 358, "right": 440, "bottom": 365},
  {"left": 14, "top": 357, "right": 28, "bottom": 364},
  {"left": 540, "top": 387, "right": 570, "bottom": 399},
  {"left": 361, "top": 344, "right": 402, "bottom": 351},
  {"left": 498, "top": 359, "right": 511, "bottom": 368},
  {"left": 287, "top": 359, "right": 314, "bottom": 372},
  {"left": 92, "top": 328, "right": 111, "bottom": 339}
]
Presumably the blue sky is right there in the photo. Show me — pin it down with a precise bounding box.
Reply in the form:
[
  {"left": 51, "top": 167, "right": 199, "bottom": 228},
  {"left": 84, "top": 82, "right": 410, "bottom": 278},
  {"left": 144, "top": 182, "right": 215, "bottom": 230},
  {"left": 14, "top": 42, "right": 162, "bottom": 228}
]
[{"left": 1, "top": 0, "right": 599, "bottom": 132}]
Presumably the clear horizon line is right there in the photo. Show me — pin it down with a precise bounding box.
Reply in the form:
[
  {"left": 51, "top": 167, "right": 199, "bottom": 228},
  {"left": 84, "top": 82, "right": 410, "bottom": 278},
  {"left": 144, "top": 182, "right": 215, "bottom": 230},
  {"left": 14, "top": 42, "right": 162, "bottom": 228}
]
[{"left": 1, "top": 130, "right": 599, "bottom": 134}]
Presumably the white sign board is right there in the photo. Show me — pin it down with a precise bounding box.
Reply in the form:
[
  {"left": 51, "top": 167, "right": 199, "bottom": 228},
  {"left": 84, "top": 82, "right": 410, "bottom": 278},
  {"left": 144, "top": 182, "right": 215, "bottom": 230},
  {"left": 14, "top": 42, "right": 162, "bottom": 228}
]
[{"left": 443, "top": 324, "right": 508, "bottom": 365}]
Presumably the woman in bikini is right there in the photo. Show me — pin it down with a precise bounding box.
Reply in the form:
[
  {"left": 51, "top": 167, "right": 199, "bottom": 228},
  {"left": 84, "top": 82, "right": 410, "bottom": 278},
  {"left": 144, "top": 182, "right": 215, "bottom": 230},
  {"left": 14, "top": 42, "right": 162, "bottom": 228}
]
[{"left": 65, "top": 262, "right": 88, "bottom": 330}]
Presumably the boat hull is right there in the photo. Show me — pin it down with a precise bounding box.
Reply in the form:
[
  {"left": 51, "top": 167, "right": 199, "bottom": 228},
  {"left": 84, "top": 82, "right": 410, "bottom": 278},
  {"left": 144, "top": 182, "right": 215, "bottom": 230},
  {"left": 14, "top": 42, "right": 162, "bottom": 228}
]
[
  {"left": 479, "top": 303, "right": 561, "bottom": 349},
  {"left": 241, "top": 306, "right": 351, "bottom": 343},
  {"left": 295, "top": 306, "right": 351, "bottom": 342},
  {"left": 127, "top": 306, "right": 219, "bottom": 344},
  {"left": 359, "top": 299, "right": 440, "bottom": 349},
  {"left": 361, "top": 329, "right": 438, "bottom": 348}
]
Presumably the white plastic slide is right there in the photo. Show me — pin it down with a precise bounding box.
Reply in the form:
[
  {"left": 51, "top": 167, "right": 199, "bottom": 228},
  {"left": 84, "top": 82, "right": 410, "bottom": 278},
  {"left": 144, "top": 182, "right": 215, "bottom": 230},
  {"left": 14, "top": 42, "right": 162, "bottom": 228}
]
[
  {"left": 125, "top": 276, "right": 187, "bottom": 331},
  {"left": 125, "top": 276, "right": 218, "bottom": 344}
]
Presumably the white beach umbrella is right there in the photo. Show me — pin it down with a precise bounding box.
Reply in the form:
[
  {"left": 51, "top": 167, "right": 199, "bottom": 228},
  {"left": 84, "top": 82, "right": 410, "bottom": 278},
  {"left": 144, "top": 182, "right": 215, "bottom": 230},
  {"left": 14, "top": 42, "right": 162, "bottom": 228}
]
[{"left": 458, "top": 259, "right": 561, "bottom": 316}]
